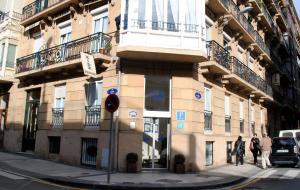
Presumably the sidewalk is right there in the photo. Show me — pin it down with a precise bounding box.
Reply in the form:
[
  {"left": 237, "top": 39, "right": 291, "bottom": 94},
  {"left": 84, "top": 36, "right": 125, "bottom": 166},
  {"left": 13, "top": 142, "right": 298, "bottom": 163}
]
[{"left": 0, "top": 151, "right": 264, "bottom": 189}]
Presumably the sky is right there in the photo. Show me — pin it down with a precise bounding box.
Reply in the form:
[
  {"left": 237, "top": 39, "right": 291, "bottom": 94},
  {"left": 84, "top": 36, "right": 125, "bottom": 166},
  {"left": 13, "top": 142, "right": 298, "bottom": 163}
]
[{"left": 293, "top": 0, "right": 300, "bottom": 17}]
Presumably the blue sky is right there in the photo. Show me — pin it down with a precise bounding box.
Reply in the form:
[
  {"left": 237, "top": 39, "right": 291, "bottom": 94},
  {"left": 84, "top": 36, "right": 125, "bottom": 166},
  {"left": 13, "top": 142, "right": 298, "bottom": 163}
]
[{"left": 294, "top": 0, "right": 300, "bottom": 16}]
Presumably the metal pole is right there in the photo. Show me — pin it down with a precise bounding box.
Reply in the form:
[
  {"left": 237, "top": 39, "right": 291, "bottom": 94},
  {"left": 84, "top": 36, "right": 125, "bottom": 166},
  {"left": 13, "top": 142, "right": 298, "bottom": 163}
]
[{"left": 107, "top": 112, "right": 114, "bottom": 184}]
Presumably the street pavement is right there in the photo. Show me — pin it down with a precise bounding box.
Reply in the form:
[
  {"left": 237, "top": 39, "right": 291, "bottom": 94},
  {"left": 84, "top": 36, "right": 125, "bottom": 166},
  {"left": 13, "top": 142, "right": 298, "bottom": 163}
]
[
  {"left": 0, "top": 151, "right": 298, "bottom": 189},
  {"left": 229, "top": 166, "right": 300, "bottom": 190}
]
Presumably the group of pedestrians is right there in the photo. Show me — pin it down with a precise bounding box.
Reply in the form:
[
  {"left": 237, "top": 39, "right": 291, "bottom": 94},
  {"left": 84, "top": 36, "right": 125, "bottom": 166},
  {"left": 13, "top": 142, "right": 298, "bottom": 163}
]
[{"left": 233, "top": 133, "right": 272, "bottom": 169}]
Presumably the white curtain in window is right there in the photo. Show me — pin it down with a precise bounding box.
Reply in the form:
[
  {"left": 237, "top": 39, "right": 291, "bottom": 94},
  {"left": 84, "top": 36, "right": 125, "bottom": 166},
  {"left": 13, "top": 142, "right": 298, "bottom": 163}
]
[
  {"left": 152, "top": 0, "right": 164, "bottom": 22},
  {"left": 185, "top": 0, "right": 197, "bottom": 26},
  {"left": 224, "top": 95, "right": 230, "bottom": 116},
  {"left": 239, "top": 101, "right": 243, "bottom": 119},
  {"left": 138, "top": 0, "right": 146, "bottom": 21},
  {"left": 204, "top": 88, "right": 211, "bottom": 111},
  {"left": 167, "top": 0, "right": 179, "bottom": 24}
]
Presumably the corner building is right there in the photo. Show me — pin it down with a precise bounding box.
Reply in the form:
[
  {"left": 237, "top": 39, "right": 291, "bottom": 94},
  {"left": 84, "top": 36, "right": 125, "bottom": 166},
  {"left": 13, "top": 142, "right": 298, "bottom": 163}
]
[{"left": 4, "top": 0, "right": 300, "bottom": 172}]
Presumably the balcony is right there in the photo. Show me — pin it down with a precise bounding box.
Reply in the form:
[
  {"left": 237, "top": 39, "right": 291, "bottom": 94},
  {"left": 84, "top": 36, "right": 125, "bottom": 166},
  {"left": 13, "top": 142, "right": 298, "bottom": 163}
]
[
  {"left": 204, "top": 41, "right": 273, "bottom": 100},
  {"left": 209, "top": 0, "right": 271, "bottom": 62},
  {"left": 250, "top": 0, "right": 274, "bottom": 30},
  {"left": 52, "top": 108, "right": 64, "bottom": 128},
  {"left": 204, "top": 41, "right": 231, "bottom": 75},
  {"left": 21, "top": 0, "right": 73, "bottom": 26},
  {"left": 15, "top": 32, "right": 111, "bottom": 78},
  {"left": 85, "top": 106, "right": 101, "bottom": 128}
]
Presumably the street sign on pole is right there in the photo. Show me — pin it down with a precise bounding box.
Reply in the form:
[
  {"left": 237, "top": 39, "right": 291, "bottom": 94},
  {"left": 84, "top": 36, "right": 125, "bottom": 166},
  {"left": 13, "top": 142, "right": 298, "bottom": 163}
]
[{"left": 105, "top": 94, "right": 119, "bottom": 184}]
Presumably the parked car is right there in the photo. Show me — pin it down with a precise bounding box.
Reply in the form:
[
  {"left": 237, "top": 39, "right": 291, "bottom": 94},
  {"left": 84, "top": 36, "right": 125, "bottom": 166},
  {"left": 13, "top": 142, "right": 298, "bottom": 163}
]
[
  {"left": 270, "top": 137, "right": 300, "bottom": 167},
  {"left": 279, "top": 130, "right": 300, "bottom": 144}
]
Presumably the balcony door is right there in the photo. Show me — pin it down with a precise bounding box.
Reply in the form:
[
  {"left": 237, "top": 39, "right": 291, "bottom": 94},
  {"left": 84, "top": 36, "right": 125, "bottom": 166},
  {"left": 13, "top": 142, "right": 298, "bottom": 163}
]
[
  {"left": 92, "top": 9, "right": 108, "bottom": 52},
  {"left": 59, "top": 23, "right": 71, "bottom": 61},
  {"left": 85, "top": 81, "right": 102, "bottom": 128},
  {"left": 52, "top": 85, "right": 65, "bottom": 128},
  {"left": 22, "top": 89, "right": 41, "bottom": 152},
  {"left": 33, "top": 33, "right": 42, "bottom": 68}
]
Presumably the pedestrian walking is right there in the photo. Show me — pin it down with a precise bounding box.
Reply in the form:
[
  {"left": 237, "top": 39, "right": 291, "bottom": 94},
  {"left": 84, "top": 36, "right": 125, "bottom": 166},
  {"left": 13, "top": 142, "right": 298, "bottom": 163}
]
[
  {"left": 234, "top": 136, "right": 244, "bottom": 166},
  {"left": 260, "top": 134, "right": 272, "bottom": 169},
  {"left": 250, "top": 133, "right": 261, "bottom": 165}
]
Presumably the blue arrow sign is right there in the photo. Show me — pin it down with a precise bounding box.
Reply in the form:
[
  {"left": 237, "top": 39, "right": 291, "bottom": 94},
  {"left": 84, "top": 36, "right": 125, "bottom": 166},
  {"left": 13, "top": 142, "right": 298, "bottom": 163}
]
[{"left": 107, "top": 88, "right": 118, "bottom": 95}]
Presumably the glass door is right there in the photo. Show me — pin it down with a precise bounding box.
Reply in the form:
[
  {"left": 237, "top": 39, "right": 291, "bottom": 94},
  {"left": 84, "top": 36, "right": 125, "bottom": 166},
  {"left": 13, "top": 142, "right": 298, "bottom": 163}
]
[
  {"left": 22, "top": 89, "right": 41, "bottom": 152},
  {"left": 142, "top": 118, "right": 169, "bottom": 169}
]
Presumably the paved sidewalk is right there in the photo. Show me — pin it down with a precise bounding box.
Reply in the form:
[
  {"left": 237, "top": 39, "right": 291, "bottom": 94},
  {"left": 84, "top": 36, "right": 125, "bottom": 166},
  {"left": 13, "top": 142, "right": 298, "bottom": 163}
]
[{"left": 0, "top": 151, "right": 264, "bottom": 189}]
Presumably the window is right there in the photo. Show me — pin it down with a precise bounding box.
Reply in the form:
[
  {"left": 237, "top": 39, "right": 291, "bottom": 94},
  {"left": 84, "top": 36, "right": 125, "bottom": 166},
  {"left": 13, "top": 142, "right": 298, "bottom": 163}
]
[
  {"left": 33, "top": 33, "right": 42, "bottom": 53},
  {"left": 6, "top": 44, "right": 16, "bottom": 68},
  {"left": 226, "top": 141, "right": 232, "bottom": 163},
  {"left": 223, "top": 32, "right": 231, "bottom": 51},
  {"left": 137, "top": 0, "right": 146, "bottom": 28},
  {"left": 0, "top": 94, "right": 9, "bottom": 131},
  {"left": 48, "top": 136, "right": 60, "bottom": 154},
  {"left": 237, "top": 46, "right": 245, "bottom": 63},
  {"left": 81, "top": 138, "right": 98, "bottom": 167},
  {"left": 225, "top": 95, "right": 231, "bottom": 133},
  {"left": 204, "top": 87, "right": 212, "bottom": 130},
  {"left": 93, "top": 11, "right": 108, "bottom": 34},
  {"left": 59, "top": 23, "right": 71, "bottom": 60},
  {"left": 251, "top": 105, "right": 255, "bottom": 135},
  {"left": 185, "top": 0, "right": 198, "bottom": 32},
  {"left": 145, "top": 76, "right": 170, "bottom": 113},
  {"left": 206, "top": 141, "right": 213, "bottom": 166},
  {"left": 85, "top": 81, "right": 102, "bottom": 128},
  {"left": 248, "top": 56, "right": 254, "bottom": 70},
  {"left": 239, "top": 100, "right": 244, "bottom": 134},
  {"left": 52, "top": 85, "right": 65, "bottom": 128},
  {"left": 0, "top": 43, "right": 4, "bottom": 67},
  {"left": 54, "top": 85, "right": 66, "bottom": 109}
]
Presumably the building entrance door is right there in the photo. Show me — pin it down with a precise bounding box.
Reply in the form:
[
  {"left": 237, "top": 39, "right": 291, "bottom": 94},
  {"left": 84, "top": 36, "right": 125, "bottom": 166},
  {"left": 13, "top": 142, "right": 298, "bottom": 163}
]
[
  {"left": 142, "top": 118, "right": 170, "bottom": 169},
  {"left": 22, "top": 89, "right": 40, "bottom": 152}
]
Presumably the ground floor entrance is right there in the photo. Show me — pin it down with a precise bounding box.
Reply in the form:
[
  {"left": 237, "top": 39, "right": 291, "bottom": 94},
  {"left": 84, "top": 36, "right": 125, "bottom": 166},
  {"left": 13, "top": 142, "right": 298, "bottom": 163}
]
[
  {"left": 142, "top": 118, "right": 170, "bottom": 169},
  {"left": 22, "top": 89, "right": 41, "bottom": 152}
]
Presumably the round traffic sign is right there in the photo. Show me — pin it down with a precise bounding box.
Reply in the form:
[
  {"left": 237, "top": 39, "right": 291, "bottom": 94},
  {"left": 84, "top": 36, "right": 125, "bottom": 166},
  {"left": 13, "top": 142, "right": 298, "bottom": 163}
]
[{"left": 105, "top": 94, "right": 120, "bottom": 113}]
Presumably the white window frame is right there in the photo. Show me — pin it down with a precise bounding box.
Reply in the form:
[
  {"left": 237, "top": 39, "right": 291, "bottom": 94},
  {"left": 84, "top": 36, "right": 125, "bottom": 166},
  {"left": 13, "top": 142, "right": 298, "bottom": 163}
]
[
  {"left": 204, "top": 87, "right": 212, "bottom": 112},
  {"left": 86, "top": 80, "right": 103, "bottom": 107},
  {"left": 239, "top": 100, "right": 244, "bottom": 120},
  {"left": 224, "top": 95, "right": 230, "bottom": 116},
  {"left": 237, "top": 46, "right": 245, "bottom": 63},
  {"left": 251, "top": 104, "right": 255, "bottom": 123},
  {"left": 143, "top": 76, "right": 172, "bottom": 118},
  {"left": 53, "top": 85, "right": 66, "bottom": 109},
  {"left": 205, "top": 16, "right": 213, "bottom": 42},
  {"left": 91, "top": 5, "right": 109, "bottom": 34},
  {"left": 33, "top": 32, "right": 43, "bottom": 53},
  {"left": 223, "top": 32, "right": 231, "bottom": 50},
  {"left": 248, "top": 56, "right": 254, "bottom": 70},
  {"left": 58, "top": 20, "right": 72, "bottom": 44}
]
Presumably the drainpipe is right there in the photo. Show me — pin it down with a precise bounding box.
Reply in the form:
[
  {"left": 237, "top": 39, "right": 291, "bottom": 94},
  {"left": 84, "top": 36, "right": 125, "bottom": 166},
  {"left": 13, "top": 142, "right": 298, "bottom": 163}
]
[{"left": 114, "top": 58, "right": 121, "bottom": 171}]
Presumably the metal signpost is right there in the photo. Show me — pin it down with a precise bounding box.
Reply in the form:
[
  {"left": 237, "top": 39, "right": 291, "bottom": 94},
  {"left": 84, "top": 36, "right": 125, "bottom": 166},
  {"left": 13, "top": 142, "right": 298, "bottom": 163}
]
[{"left": 105, "top": 94, "right": 119, "bottom": 184}]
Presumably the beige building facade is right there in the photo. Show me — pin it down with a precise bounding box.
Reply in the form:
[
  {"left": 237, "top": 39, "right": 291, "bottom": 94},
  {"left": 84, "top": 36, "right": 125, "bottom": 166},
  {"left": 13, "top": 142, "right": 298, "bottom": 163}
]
[{"left": 3, "top": 0, "right": 300, "bottom": 172}]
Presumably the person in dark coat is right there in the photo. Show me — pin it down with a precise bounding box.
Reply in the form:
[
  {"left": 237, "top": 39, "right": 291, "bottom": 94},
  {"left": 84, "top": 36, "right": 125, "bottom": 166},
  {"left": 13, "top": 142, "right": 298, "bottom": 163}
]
[
  {"left": 234, "top": 136, "right": 244, "bottom": 166},
  {"left": 250, "top": 133, "right": 261, "bottom": 165}
]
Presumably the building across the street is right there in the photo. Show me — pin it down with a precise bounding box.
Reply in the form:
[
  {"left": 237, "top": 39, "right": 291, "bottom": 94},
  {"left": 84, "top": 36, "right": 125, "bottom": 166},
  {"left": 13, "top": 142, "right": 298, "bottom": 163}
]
[{"left": 2, "top": 0, "right": 300, "bottom": 172}]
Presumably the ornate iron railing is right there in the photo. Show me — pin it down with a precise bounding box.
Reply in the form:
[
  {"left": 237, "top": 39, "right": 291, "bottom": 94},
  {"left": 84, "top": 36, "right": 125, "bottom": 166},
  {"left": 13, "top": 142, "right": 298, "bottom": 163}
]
[
  {"left": 219, "top": 0, "right": 271, "bottom": 57},
  {"left": 16, "top": 32, "right": 111, "bottom": 73},
  {"left": 204, "top": 111, "right": 212, "bottom": 131},
  {"left": 231, "top": 57, "right": 257, "bottom": 87},
  {"left": 22, "top": 0, "right": 64, "bottom": 21},
  {"left": 274, "top": 0, "right": 288, "bottom": 27},
  {"left": 260, "top": 0, "right": 274, "bottom": 27},
  {"left": 52, "top": 108, "right": 64, "bottom": 128},
  {"left": 207, "top": 41, "right": 231, "bottom": 69},
  {"left": 85, "top": 106, "right": 101, "bottom": 128}
]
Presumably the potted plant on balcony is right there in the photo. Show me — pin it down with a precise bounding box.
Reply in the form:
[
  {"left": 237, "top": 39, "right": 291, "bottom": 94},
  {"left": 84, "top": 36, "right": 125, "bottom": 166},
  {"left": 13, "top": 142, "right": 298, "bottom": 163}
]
[
  {"left": 126, "top": 152, "right": 138, "bottom": 173},
  {"left": 174, "top": 154, "right": 185, "bottom": 173},
  {"left": 105, "top": 42, "right": 112, "bottom": 55}
]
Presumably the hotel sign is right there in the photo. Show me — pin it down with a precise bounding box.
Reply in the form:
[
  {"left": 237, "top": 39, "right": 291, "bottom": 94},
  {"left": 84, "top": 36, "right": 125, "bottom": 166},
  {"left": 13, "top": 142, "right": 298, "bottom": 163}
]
[{"left": 81, "top": 52, "right": 97, "bottom": 78}]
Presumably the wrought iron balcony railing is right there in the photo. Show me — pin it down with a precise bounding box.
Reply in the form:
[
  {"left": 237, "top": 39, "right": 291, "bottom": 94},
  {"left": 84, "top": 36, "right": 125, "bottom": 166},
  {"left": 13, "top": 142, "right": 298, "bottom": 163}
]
[
  {"left": 52, "top": 108, "right": 64, "bottom": 128},
  {"left": 207, "top": 41, "right": 231, "bottom": 69},
  {"left": 22, "top": 0, "right": 64, "bottom": 21},
  {"left": 16, "top": 32, "right": 111, "bottom": 74},
  {"left": 259, "top": 0, "right": 274, "bottom": 27},
  {"left": 219, "top": 0, "right": 271, "bottom": 57},
  {"left": 85, "top": 106, "right": 101, "bottom": 128},
  {"left": 0, "top": 11, "right": 22, "bottom": 24}
]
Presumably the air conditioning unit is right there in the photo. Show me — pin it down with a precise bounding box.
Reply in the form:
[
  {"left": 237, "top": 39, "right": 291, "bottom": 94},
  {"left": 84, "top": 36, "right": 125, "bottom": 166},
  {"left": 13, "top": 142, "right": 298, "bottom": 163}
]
[{"left": 272, "top": 73, "right": 280, "bottom": 85}]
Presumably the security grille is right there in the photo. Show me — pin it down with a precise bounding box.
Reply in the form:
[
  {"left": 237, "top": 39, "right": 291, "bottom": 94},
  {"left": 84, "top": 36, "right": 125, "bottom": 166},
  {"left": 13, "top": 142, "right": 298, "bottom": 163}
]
[
  {"left": 48, "top": 136, "right": 60, "bottom": 154},
  {"left": 81, "top": 138, "right": 98, "bottom": 167}
]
